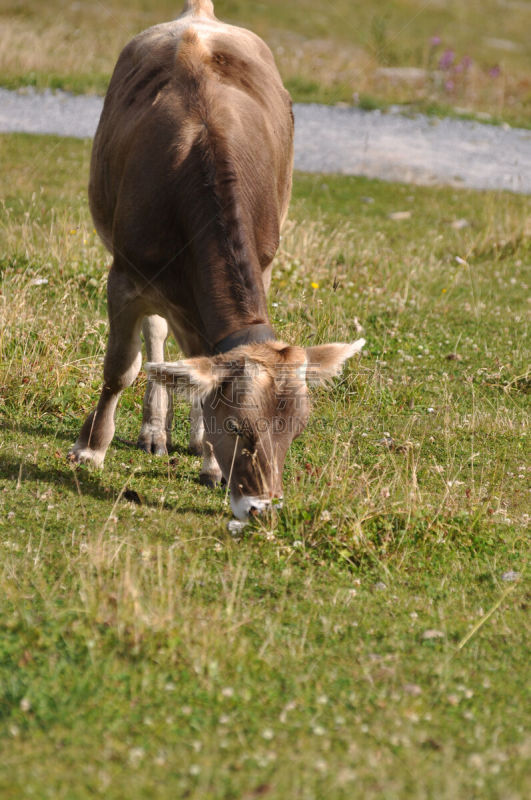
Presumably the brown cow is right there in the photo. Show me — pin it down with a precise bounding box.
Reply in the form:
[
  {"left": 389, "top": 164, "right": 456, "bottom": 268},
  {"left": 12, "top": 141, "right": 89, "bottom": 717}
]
[{"left": 69, "top": 0, "right": 364, "bottom": 519}]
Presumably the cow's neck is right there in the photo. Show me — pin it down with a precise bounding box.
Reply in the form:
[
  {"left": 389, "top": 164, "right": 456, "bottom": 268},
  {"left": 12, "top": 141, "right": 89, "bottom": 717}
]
[
  {"left": 194, "top": 242, "right": 273, "bottom": 355},
  {"left": 186, "top": 134, "right": 275, "bottom": 354},
  {"left": 213, "top": 322, "right": 275, "bottom": 354}
]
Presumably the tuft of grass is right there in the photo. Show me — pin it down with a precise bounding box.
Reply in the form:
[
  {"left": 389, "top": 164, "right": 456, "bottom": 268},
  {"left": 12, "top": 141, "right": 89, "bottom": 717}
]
[
  {"left": 0, "top": 132, "right": 530, "bottom": 798},
  {"left": 0, "top": 1, "right": 530, "bottom": 125}
]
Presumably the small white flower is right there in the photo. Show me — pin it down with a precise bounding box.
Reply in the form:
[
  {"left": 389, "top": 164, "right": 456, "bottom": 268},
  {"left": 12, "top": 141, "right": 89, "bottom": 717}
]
[
  {"left": 422, "top": 629, "right": 444, "bottom": 640},
  {"left": 262, "top": 728, "right": 274, "bottom": 740},
  {"left": 501, "top": 571, "right": 520, "bottom": 582},
  {"left": 20, "top": 697, "right": 31, "bottom": 712},
  {"left": 128, "top": 747, "right": 145, "bottom": 766}
]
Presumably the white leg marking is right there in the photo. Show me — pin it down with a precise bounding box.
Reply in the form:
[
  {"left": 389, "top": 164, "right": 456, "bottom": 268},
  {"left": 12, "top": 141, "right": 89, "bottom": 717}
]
[
  {"left": 189, "top": 397, "right": 204, "bottom": 455},
  {"left": 138, "top": 315, "right": 173, "bottom": 455},
  {"left": 199, "top": 439, "right": 222, "bottom": 487}
]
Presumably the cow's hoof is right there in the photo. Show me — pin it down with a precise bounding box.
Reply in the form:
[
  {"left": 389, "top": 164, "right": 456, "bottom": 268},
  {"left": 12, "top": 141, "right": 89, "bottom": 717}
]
[
  {"left": 137, "top": 441, "right": 167, "bottom": 456},
  {"left": 137, "top": 431, "right": 169, "bottom": 456},
  {"left": 67, "top": 446, "right": 105, "bottom": 468},
  {"left": 199, "top": 471, "right": 222, "bottom": 488}
]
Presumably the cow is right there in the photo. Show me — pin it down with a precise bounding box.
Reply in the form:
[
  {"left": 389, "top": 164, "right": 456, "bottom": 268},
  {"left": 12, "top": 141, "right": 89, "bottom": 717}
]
[{"left": 68, "top": 0, "right": 365, "bottom": 520}]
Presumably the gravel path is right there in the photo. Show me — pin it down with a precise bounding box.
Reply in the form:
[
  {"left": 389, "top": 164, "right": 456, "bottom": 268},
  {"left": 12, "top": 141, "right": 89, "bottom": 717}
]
[{"left": 1, "top": 87, "right": 530, "bottom": 194}]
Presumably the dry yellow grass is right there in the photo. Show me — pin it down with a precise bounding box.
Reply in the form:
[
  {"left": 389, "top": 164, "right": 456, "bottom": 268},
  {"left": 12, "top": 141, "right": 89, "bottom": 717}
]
[{"left": 0, "top": 1, "right": 529, "bottom": 123}]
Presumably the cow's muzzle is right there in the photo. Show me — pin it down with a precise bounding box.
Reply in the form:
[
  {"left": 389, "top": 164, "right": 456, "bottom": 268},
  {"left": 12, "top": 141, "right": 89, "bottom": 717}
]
[{"left": 230, "top": 495, "right": 284, "bottom": 521}]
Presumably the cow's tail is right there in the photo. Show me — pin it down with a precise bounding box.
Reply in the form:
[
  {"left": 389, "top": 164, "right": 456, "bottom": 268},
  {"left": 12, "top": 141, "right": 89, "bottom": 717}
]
[{"left": 181, "top": 1, "right": 215, "bottom": 18}]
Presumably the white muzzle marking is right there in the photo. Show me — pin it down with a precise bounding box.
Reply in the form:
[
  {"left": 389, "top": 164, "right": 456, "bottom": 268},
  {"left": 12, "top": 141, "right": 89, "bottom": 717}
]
[{"left": 230, "top": 495, "right": 272, "bottom": 521}]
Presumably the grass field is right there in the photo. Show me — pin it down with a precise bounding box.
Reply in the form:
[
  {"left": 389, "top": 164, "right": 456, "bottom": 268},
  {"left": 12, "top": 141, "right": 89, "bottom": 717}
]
[
  {"left": 0, "top": 132, "right": 529, "bottom": 798},
  {"left": 0, "top": 0, "right": 530, "bottom": 126}
]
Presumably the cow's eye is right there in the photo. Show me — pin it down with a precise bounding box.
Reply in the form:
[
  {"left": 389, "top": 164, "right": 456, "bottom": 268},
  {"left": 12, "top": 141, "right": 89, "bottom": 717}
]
[{"left": 225, "top": 418, "right": 241, "bottom": 435}]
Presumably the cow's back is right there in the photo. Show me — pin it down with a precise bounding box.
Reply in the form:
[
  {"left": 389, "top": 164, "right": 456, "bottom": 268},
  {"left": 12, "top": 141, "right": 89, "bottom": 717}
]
[{"left": 89, "top": 9, "right": 293, "bottom": 278}]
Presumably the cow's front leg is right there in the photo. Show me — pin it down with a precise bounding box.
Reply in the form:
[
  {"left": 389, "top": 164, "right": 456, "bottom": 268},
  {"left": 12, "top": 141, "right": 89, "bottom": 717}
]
[
  {"left": 189, "top": 397, "right": 204, "bottom": 455},
  {"left": 137, "top": 315, "right": 173, "bottom": 455},
  {"left": 199, "top": 438, "right": 223, "bottom": 488},
  {"left": 69, "top": 267, "right": 144, "bottom": 467},
  {"left": 190, "top": 401, "right": 221, "bottom": 485},
  {"left": 190, "top": 407, "right": 220, "bottom": 486}
]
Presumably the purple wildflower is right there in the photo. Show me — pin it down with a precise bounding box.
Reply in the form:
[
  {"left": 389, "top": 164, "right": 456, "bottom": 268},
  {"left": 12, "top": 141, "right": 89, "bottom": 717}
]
[
  {"left": 461, "top": 55, "right": 472, "bottom": 70},
  {"left": 488, "top": 65, "right": 501, "bottom": 78},
  {"left": 445, "top": 79, "right": 455, "bottom": 92},
  {"left": 430, "top": 35, "right": 442, "bottom": 47},
  {"left": 439, "top": 49, "right": 455, "bottom": 70}
]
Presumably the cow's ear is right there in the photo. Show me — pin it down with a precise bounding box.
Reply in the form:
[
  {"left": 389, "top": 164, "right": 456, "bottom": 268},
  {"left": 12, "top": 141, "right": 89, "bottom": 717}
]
[
  {"left": 304, "top": 340, "right": 365, "bottom": 386},
  {"left": 146, "top": 357, "right": 223, "bottom": 397}
]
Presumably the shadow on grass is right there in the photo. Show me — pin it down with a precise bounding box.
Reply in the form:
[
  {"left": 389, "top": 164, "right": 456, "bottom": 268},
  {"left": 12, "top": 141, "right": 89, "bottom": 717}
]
[
  {"left": 0, "top": 452, "right": 120, "bottom": 504},
  {"left": 0, "top": 419, "right": 191, "bottom": 456},
  {"left": 0, "top": 417, "right": 78, "bottom": 442},
  {"left": 114, "top": 436, "right": 191, "bottom": 457},
  {"left": 0, "top": 452, "right": 222, "bottom": 518},
  {"left": 164, "top": 505, "right": 221, "bottom": 517}
]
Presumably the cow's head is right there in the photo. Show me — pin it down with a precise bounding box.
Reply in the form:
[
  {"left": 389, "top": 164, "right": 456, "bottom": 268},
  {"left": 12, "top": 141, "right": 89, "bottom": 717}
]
[{"left": 147, "top": 338, "right": 364, "bottom": 519}]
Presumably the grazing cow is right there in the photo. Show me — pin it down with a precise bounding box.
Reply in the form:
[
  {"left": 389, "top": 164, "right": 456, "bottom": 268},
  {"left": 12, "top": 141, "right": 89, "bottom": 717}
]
[{"left": 69, "top": 0, "right": 364, "bottom": 519}]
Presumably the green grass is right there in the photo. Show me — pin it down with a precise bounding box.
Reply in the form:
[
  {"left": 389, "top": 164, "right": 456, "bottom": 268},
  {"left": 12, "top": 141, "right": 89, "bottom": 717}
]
[
  {"left": 0, "top": 133, "right": 530, "bottom": 798},
  {"left": 1, "top": 1, "right": 530, "bottom": 126}
]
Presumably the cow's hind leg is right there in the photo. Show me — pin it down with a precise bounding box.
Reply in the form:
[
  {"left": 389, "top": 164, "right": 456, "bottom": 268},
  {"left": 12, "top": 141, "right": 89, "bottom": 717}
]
[
  {"left": 69, "top": 267, "right": 144, "bottom": 467},
  {"left": 137, "top": 314, "right": 173, "bottom": 455}
]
